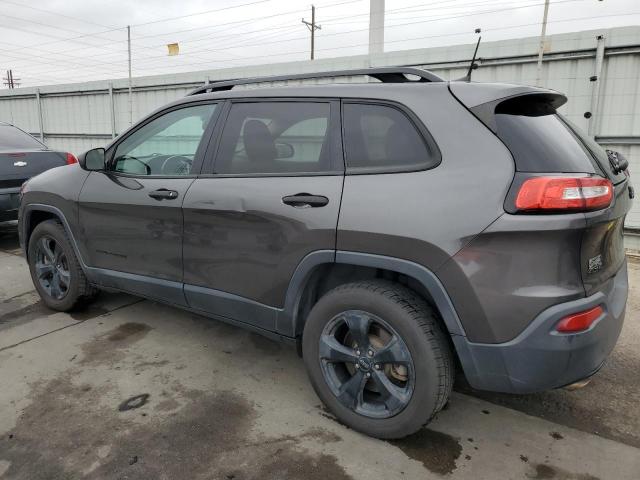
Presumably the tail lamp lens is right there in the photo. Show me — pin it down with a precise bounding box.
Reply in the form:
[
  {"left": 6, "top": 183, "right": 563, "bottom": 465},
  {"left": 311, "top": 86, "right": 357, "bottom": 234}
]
[
  {"left": 66, "top": 152, "right": 78, "bottom": 165},
  {"left": 556, "top": 306, "right": 604, "bottom": 333},
  {"left": 515, "top": 176, "right": 613, "bottom": 212}
]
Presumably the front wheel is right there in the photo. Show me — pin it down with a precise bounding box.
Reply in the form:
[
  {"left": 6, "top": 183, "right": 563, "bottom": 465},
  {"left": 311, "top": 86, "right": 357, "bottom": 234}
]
[
  {"left": 302, "top": 280, "right": 454, "bottom": 439},
  {"left": 27, "top": 220, "right": 98, "bottom": 311}
]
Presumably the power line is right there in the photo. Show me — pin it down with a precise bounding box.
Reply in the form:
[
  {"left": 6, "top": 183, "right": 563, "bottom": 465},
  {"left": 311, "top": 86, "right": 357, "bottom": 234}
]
[
  {"left": 0, "top": 0, "right": 117, "bottom": 30},
  {"left": 157, "top": 0, "right": 553, "bottom": 51},
  {"left": 0, "top": 0, "right": 362, "bottom": 71},
  {"left": 323, "top": 0, "right": 543, "bottom": 26},
  {"left": 0, "top": 0, "right": 364, "bottom": 74},
  {"left": 131, "top": 0, "right": 273, "bottom": 28},
  {"left": 128, "top": 10, "right": 638, "bottom": 76},
  {"left": 126, "top": 0, "right": 586, "bottom": 68},
  {"left": 0, "top": 0, "right": 478, "bottom": 65},
  {"left": 3, "top": 1, "right": 625, "bottom": 84},
  {"left": 0, "top": 0, "right": 276, "bottom": 55}
]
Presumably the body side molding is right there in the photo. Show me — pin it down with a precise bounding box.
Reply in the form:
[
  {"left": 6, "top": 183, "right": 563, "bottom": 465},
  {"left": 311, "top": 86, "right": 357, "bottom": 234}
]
[
  {"left": 185, "top": 283, "right": 279, "bottom": 331},
  {"left": 87, "top": 267, "right": 188, "bottom": 306}
]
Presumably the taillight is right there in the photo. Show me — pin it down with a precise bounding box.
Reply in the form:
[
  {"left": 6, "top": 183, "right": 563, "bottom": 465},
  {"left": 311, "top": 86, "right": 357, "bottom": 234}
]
[
  {"left": 66, "top": 152, "right": 78, "bottom": 165},
  {"left": 555, "top": 305, "right": 604, "bottom": 333},
  {"left": 515, "top": 176, "right": 613, "bottom": 212}
]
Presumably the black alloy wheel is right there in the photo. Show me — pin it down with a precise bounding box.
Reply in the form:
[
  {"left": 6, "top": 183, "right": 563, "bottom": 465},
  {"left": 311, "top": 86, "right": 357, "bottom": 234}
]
[
  {"left": 33, "top": 235, "right": 70, "bottom": 300},
  {"left": 27, "top": 219, "right": 98, "bottom": 311},
  {"left": 319, "top": 309, "right": 415, "bottom": 419},
  {"left": 303, "top": 280, "right": 454, "bottom": 439}
]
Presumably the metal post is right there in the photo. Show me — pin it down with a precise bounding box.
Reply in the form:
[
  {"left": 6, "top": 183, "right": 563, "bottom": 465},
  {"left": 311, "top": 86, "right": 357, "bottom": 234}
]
[
  {"left": 535, "top": 0, "right": 550, "bottom": 86},
  {"left": 35, "top": 89, "right": 44, "bottom": 142},
  {"left": 368, "top": 0, "right": 385, "bottom": 56},
  {"left": 302, "top": 5, "right": 321, "bottom": 60},
  {"left": 311, "top": 5, "right": 315, "bottom": 60},
  {"left": 588, "top": 35, "right": 606, "bottom": 137},
  {"left": 127, "top": 25, "right": 133, "bottom": 125},
  {"left": 108, "top": 83, "right": 116, "bottom": 139}
]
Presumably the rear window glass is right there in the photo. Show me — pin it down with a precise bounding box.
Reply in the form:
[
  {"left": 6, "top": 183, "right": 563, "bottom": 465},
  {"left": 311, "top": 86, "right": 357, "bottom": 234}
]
[
  {"left": 0, "top": 125, "right": 44, "bottom": 150},
  {"left": 494, "top": 108, "right": 602, "bottom": 174},
  {"left": 343, "top": 103, "right": 437, "bottom": 172}
]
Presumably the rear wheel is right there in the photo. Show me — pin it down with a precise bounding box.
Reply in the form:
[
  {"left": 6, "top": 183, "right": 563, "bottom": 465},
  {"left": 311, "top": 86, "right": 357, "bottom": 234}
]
[
  {"left": 28, "top": 220, "right": 98, "bottom": 311},
  {"left": 302, "top": 280, "right": 454, "bottom": 439}
]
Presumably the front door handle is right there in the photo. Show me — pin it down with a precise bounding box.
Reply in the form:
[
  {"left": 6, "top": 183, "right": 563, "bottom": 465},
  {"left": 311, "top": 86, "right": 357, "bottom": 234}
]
[
  {"left": 149, "top": 188, "right": 179, "bottom": 200},
  {"left": 282, "top": 193, "right": 329, "bottom": 208}
]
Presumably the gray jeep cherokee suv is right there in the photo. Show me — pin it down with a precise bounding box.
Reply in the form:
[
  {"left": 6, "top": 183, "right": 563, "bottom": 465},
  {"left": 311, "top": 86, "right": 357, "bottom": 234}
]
[{"left": 18, "top": 68, "right": 633, "bottom": 439}]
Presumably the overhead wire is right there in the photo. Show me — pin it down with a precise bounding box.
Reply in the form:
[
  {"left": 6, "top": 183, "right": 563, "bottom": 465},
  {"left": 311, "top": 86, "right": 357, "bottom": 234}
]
[
  {"left": 37, "top": 9, "right": 635, "bottom": 84},
  {"left": 0, "top": 0, "right": 627, "bottom": 85}
]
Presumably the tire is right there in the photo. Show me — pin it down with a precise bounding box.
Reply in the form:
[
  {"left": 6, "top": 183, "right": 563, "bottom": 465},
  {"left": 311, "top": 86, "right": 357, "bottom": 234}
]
[
  {"left": 27, "top": 219, "right": 98, "bottom": 311},
  {"left": 302, "top": 280, "right": 454, "bottom": 439}
]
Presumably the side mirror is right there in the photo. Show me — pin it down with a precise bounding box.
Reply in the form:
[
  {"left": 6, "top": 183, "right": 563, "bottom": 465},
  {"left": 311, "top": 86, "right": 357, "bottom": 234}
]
[
  {"left": 275, "top": 142, "right": 294, "bottom": 159},
  {"left": 78, "top": 148, "right": 106, "bottom": 171}
]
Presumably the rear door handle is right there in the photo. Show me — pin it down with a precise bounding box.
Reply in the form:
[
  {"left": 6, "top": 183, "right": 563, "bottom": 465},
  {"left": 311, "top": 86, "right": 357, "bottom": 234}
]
[
  {"left": 282, "top": 193, "right": 329, "bottom": 208},
  {"left": 149, "top": 188, "right": 179, "bottom": 200}
]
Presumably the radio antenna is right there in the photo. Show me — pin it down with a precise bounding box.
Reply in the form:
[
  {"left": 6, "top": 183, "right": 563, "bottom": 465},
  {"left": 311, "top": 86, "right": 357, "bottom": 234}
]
[{"left": 459, "top": 29, "right": 482, "bottom": 82}]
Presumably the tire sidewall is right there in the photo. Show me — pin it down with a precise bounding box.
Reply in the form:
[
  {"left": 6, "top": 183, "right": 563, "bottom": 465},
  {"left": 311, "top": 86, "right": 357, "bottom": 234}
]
[
  {"left": 302, "top": 283, "right": 445, "bottom": 439},
  {"left": 28, "top": 221, "right": 82, "bottom": 311}
]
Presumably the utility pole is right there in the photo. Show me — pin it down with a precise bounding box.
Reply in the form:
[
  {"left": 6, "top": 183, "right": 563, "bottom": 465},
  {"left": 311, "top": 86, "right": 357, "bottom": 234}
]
[
  {"left": 3, "top": 70, "right": 20, "bottom": 89},
  {"left": 368, "top": 0, "right": 385, "bottom": 56},
  {"left": 127, "top": 25, "right": 133, "bottom": 125},
  {"left": 535, "top": 0, "right": 550, "bottom": 86},
  {"left": 302, "top": 5, "right": 321, "bottom": 60}
]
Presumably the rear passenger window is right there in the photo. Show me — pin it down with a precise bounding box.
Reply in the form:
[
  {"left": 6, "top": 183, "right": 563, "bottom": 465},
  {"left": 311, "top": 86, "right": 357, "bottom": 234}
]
[
  {"left": 343, "top": 103, "right": 436, "bottom": 172},
  {"left": 215, "top": 102, "right": 333, "bottom": 174}
]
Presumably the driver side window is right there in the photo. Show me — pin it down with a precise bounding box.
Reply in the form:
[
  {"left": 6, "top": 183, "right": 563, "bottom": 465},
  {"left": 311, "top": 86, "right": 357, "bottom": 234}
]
[{"left": 112, "top": 103, "right": 216, "bottom": 176}]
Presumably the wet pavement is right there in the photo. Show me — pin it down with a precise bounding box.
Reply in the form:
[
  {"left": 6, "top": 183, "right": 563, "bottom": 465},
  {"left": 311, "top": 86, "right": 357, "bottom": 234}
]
[{"left": 1, "top": 220, "right": 639, "bottom": 479}]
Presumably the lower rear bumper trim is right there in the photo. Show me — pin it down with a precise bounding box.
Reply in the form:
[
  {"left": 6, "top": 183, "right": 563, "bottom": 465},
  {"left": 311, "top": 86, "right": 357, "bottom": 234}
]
[{"left": 453, "top": 261, "right": 628, "bottom": 394}]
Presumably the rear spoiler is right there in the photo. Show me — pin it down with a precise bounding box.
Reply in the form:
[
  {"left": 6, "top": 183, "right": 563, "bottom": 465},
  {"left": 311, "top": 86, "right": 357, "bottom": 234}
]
[{"left": 449, "top": 82, "right": 567, "bottom": 133}]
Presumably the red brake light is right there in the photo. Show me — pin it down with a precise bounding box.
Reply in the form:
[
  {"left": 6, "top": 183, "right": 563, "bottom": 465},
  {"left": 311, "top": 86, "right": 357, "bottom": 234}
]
[
  {"left": 556, "top": 306, "right": 604, "bottom": 333},
  {"left": 66, "top": 152, "right": 78, "bottom": 165},
  {"left": 515, "top": 176, "right": 613, "bottom": 212}
]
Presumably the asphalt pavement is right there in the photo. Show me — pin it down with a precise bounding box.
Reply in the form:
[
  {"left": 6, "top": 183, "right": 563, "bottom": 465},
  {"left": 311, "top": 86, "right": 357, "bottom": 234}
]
[{"left": 1, "top": 220, "right": 639, "bottom": 480}]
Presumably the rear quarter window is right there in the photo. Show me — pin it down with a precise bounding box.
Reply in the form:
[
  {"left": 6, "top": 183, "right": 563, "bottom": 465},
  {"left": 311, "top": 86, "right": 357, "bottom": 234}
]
[{"left": 342, "top": 103, "right": 439, "bottom": 173}]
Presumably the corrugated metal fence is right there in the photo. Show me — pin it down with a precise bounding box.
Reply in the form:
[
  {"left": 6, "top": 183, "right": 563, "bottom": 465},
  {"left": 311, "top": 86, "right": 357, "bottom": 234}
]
[{"left": 1, "top": 26, "right": 639, "bottom": 235}]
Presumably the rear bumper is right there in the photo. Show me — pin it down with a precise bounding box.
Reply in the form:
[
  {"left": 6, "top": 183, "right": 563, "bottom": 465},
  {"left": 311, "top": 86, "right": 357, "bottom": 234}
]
[
  {"left": 0, "top": 188, "right": 20, "bottom": 221},
  {"left": 454, "top": 260, "right": 628, "bottom": 393}
]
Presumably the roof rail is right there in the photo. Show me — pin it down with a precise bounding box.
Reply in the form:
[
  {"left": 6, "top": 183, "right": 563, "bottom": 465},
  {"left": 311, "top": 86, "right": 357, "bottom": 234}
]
[{"left": 187, "top": 67, "right": 443, "bottom": 96}]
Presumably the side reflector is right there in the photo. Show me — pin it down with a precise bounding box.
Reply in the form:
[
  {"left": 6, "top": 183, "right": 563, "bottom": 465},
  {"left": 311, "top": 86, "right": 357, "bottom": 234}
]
[
  {"left": 556, "top": 306, "right": 604, "bottom": 333},
  {"left": 515, "top": 176, "right": 613, "bottom": 212},
  {"left": 66, "top": 152, "right": 78, "bottom": 165}
]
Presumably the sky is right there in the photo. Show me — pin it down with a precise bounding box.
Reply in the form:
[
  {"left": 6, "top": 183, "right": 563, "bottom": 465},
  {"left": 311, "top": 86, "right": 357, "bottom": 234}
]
[{"left": 0, "top": 0, "right": 638, "bottom": 88}]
